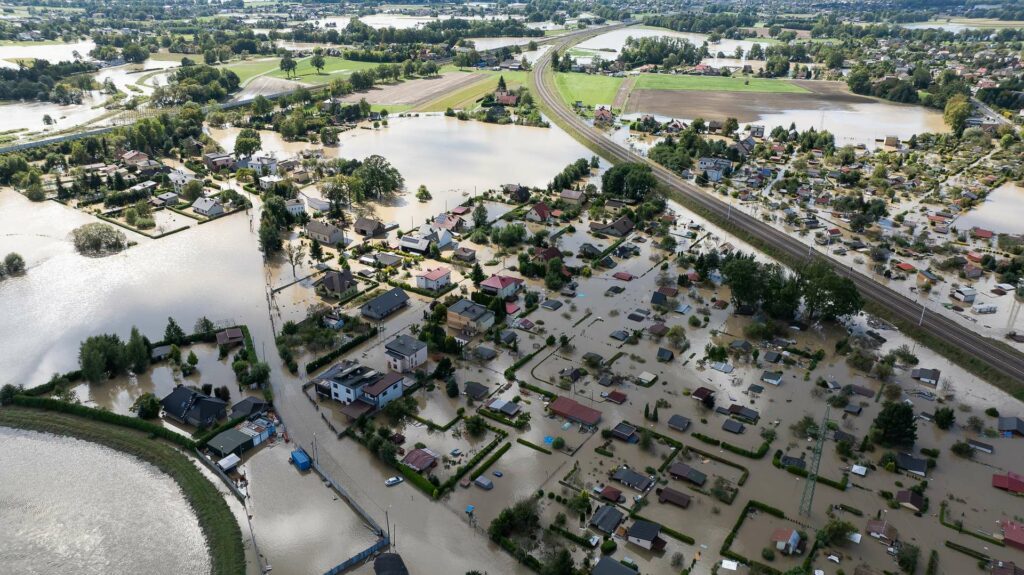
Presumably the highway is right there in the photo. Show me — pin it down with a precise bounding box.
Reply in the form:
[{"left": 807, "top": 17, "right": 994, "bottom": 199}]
[{"left": 532, "top": 31, "right": 1024, "bottom": 389}]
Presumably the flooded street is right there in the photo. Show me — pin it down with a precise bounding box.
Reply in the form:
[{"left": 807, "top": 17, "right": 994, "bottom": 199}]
[
  {"left": 573, "top": 26, "right": 762, "bottom": 65},
  {"left": 0, "top": 427, "right": 210, "bottom": 575}
]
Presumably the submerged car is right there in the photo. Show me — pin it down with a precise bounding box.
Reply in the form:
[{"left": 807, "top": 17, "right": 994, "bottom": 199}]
[{"left": 385, "top": 476, "right": 403, "bottom": 487}]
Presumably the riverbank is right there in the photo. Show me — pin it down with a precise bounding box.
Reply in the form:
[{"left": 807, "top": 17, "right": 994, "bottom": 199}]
[{"left": 0, "top": 406, "right": 246, "bottom": 575}]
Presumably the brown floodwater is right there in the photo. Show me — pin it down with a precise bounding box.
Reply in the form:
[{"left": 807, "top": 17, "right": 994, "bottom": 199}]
[
  {"left": 953, "top": 182, "right": 1024, "bottom": 234},
  {"left": 0, "top": 427, "right": 210, "bottom": 575}
]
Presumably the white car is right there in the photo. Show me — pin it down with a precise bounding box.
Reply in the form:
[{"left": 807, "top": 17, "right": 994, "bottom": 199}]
[{"left": 385, "top": 476, "right": 403, "bottom": 487}]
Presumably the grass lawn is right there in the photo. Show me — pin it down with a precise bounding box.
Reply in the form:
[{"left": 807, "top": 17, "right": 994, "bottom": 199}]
[
  {"left": 221, "top": 58, "right": 282, "bottom": 85},
  {"left": 554, "top": 72, "right": 623, "bottom": 107},
  {"left": 0, "top": 406, "right": 246, "bottom": 575},
  {"left": 372, "top": 103, "right": 412, "bottom": 113},
  {"left": 146, "top": 51, "right": 196, "bottom": 63},
  {"left": 417, "top": 69, "right": 530, "bottom": 112},
  {"left": 635, "top": 74, "right": 809, "bottom": 93},
  {"left": 266, "top": 56, "right": 380, "bottom": 83}
]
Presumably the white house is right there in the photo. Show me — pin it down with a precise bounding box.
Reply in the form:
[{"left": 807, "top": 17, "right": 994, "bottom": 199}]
[
  {"left": 626, "top": 520, "right": 665, "bottom": 551},
  {"left": 192, "top": 197, "right": 224, "bottom": 217},
  {"left": 306, "top": 220, "right": 343, "bottom": 245},
  {"left": 168, "top": 168, "right": 195, "bottom": 193},
  {"left": 952, "top": 286, "right": 977, "bottom": 303},
  {"left": 241, "top": 152, "right": 278, "bottom": 175},
  {"left": 384, "top": 334, "right": 428, "bottom": 372},
  {"left": 285, "top": 197, "right": 305, "bottom": 217},
  {"left": 480, "top": 274, "right": 524, "bottom": 299},
  {"left": 416, "top": 267, "right": 451, "bottom": 291},
  {"left": 314, "top": 360, "right": 405, "bottom": 412},
  {"left": 259, "top": 174, "right": 284, "bottom": 191},
  {"left": 302, "top": 193, "right": 331, "bottom": 212}
]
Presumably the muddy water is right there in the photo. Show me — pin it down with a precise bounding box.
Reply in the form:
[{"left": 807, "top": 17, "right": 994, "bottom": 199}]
[
  {"left": 755, "top": 102, "right": 948, "bottom": 148},
  {"left": 0, "top": 427, "right": 210, "bottom": 575},
  {"left": 0, "top": 92, "right": 109, "bottom": 135},
  {"left": 573, "top": 26, "right": 762, "bottom": 65},
  {"left": 953, "top": 181, "right": 1024, "bottom": 234},
  {"left": 466, "top": 36, "right": 535, "bottom": 50},
  {"left": 0, "top": 39, "right": 95, "bottom": 68},
  {"left": 210, "top": 116, "right": 596, "bottom": 226}
]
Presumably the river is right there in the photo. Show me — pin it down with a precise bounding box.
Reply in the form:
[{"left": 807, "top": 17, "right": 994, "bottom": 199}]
[{"left": 0, "top": 427, "right": 210, "bottom": 575}]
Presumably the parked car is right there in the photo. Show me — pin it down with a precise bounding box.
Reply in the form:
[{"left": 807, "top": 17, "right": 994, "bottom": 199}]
[{"left": 385, "top": 476, "right": 403, "bottom": 487}]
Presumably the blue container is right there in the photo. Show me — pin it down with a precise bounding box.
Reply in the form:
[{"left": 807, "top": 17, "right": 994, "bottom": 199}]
[{"left": 291, "top": 449, "right": 311, "bottom": 471}]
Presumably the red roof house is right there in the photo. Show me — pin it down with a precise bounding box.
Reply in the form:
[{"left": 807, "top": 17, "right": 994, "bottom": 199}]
[
  {"left": 526, "top": 202, "right": 552, "bottom": 222},
  {"left": 1001, "top": 519, "right": 1024, "bottom": 551},
  {"left": 402, "top": 448, "right": 438, "bottom": 472},
  {"left": 993, "top": 472, "right": 1024, "bottom": 494},
  {"left": 612, "top": 272, "right": 634, "bottom": 281},
  {"left": 548, "top": 396, "right": 602, "bottom": 426},
  {"left": 972, "top": 227, "right": 995, "bottom": 239},
  {"left": 606, "top": 390, "right": 627, "bottom": 404},
  {"left": 600, "top": 485, "right": 623, "bottom": 502}
]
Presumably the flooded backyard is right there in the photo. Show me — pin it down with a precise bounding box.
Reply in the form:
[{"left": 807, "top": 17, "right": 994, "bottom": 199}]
[
  {"left": 0, "top": 427, "right": 210, "bottom": 575},
  {"left": 952, "top": 181, "right": 1024, "bottom": 234}
]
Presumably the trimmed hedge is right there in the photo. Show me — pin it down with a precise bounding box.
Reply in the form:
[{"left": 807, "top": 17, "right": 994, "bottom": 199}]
[
  {"left": 477, "top": 408, "right": 527, "bottom": 429},
  {"left": 939, "top": 501, "right": 1004, "bottom": 546},
  {"left": 692, "top": 432, "right": 721, "bottom": 446},
  {"left": 595, "top": 446, "right": 614, "bottom": 457},
  {"left": 944, "top": 540, "right": 989, "bottom": 561},
  {"left": 195, "top": 415, "right": 249, "bottom": 446},
  {"left": 11, "top": 396, "right": 196, "bottom": 449},
  {"left": 504, "top": 344, "right": 550, "bottom": 380},
  {"left": 397, "top": 462, "right": 440, "bottom": 498},
  {"left": 516, "top": 438, "right": 552, "bottom": 454},
  {"left": 632, "top": 514, "right": 695, "bottom": 544},
  {"left": 721, "top": 440, "right": 771, "bottom": 459},
  {"left": 470, "top": 442, "right": 512, "bottom": 480},
  {"left": 548, "top": 524, "right": 591, "bottom": 546},
  {"left": 439, "top": 426, "right": 508, "bottom": 493},
  {"left": 519, "top": 382, "right": 556, "bottom": 400},
  {"left": 304, "top": 328, "right": 378, "bottom": 373}
]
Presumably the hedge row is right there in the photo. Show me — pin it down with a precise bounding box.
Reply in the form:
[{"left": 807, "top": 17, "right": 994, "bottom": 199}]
[
  {"left": 692, "top": 432, "right": 720, "bottom": 446},
  {"left": 11, "top": 396, "right": 196, "bottom": 449},
  {"left": 22, "top": 370, "right": 83, "bottom": 396},
  {"left": 721, "top": 440, "right": 771, "bottom": 460},
  {"left": 516, "top": 438, "right": 552, "bottom": 454},
  {"left": 409, "top": 412, "right": 462, "bottom": 432},
  {"left": 939, "top": 501, "right": 1005, "bottom": 546},
  {"left": 304, "top": 328, "right": 378, "bottom": 373},
  {"left": 470, "top": 442, "right": 512, "bottom": 480},
  {"left": 944, "top": 541, "right": 989, "bottom": 561},
  {"left": 396, "top": 462, "right": 440, "bottom": 498},
  {"left": 685, "top": 443, "right": 750, "bottom": 486},
  {"left": 519, "top": 382, "right": 556, "bottom": 400},
  {"left": 194, "top": 415, "right": 249, "bottom": 446},
  {"left": 439, "top": 427, "right": 508, "bottom": 493},
  {"left": 719, "top": 500, "right": 786, "bottom": 575},
  {"left": 504, "top": 343, "right": 551, "bottom": 380},
  {"left": 548, "top": 524, "right": 591, "bottom": 546},
  {"left": 496, "top": 536, "right": 543, "bottom": 573},
  {"left": 595, "top": 446, "right": 614, "bottom": 457}
]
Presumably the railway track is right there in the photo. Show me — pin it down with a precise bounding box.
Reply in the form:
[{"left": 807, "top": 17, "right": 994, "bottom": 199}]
[{"left": 532, "top": 32, "right": 1024, "bottom": 388}]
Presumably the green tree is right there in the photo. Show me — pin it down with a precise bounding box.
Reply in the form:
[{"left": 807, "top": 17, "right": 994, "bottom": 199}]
[
  {"left": 544, "top": 257, "right": 565, "bottom": 290},
  {"left": 234, "top": 127, "right": 262, "bottom": 158},
  {"left": 3, "top": 252, "right": 25, "bottom": 274},
  {"left": 1, "top": 383, "right": 20, "bottom": 405},
  {"left": 187, "top": 350, "right": 199, "bottom": 370},
  {"left": 934, "top": 407, "right": 955, "bottom": 430},
  {"left": 446, "top": 379, "right": 459, "bottom": 398},
  {"left": 722, "top": 255, "right": 763, "bottom": 308},
  {"left": 472, "top": 202, "right": 489, "bottom": 228},
  {"left": 131, "top": 393, "right": 161, "bottom": 419},
  {"left": 872, "top": 402, "right": 918, "bottom": 447},
  {"left": 552, "top": 436, "right": 566, "bottom": 450},
  {"left": 193, "top": 316, "right": 215, "bottom": 338},
  {"left": 351, "top": 155, "right": 404, "bottom": 200},
  {"left": 78, "top": 334, "right": 128, "bottom": 384},
  {"left": 164, "top": 317, "right": 186, "bottom": 345},
  {"left": 310, "top": 239, "right": 324, "bottom": 262},
  {"left": 280, "top": 54, "right": 297, "bottom": 78},
  {"left": 817, "top": 518, "right": 856, "bottom": 545},
  {"left": 251, "top": 94, "right": 273, "bottom": 116},
  {"left": 464, "top": 415, "right": 487, "bottom": 436},
  {"left": 310, "top": 49, "right": 326, "bottom": 74},
  {"left": 471, "top": 262, "right": 485, "bottom": 285},
  {"left": 259, "top": 219, "right": 282, "bottom": 255},
  {"left": 944, "top": 94, "right": 971, "bottom": 135},
  {"left": 125, "top": 326, "right": 150, "bottom": 373}
]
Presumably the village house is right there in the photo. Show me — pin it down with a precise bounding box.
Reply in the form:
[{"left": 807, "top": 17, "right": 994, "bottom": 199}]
[
  {"left": 306, "top": 220, "right": 344, "bottom": 245},
  {"left": 480, "top": 274, "right": 523, "bottom": 299},
  {"left": 168, "top": 168, "right": 195, "bottom": 193},
  {"left": 160, "top": 385, "right": 227, "bottom": 428},
  {"left": 549, "top": 396, "right": 602, "bottom": 427},
  {"left": 669, "top": 462, "right": 706, "bottom": 487},
  {"left": 559, "top": 189, "right": 586, "bottom": 206},
  {"left": 626, "top": 520, "right": 666, "bottom": 551},
  {"left": 525, "top": 202, "right": 553, "bottom": 223},
  {"left": 590, "top": 504, "right": 625, "bottom": 535},
  {"left": 453, "top": 246, "right": 476, "bottom": 262},
  {"left": 360, "top": 287, "right": 409, "bottom": 320},
  {"left": 398, "top": 234, "right": 431, "bottom": 255},
  {"left": 354, "top": 217, "right": 386, "bottom": 237},
  {"left": 259, "top": 174, "right": 285, "bottom": 191},
  {"left": 402, "top": 447, "right": 438, "bottom": 473},
  {"left": 657, "top": 486, "right": 691, "bottom": 508},
  {"left": 203, "top": 152, "right": 235, "bottom": 172},
  {"left": 416, "top": 267, "right": 451, "bottom": 291},
  {"left": 612, "top": 466, "right": 653, "bottom": 492},
  {"left": 589, "top": 216, "right": 634, "bottom": 237},
  {"left": 312, "top": 359, "right": 406, "bottom": 417},
  {"left": 192, "top": 197, "right": 224, "bottom": 218},
  {"left": 446, "top": 299, "right": 495, "bottom": 334},
  {"left": 993, "top": 472, "right": 1024, "bottom": 494},
  {"left": 316, "top": 269, "right": 358, "bottom": 299},
  {"left": 285, "top": 197, "right": 305, "bottom": 217},
  {"left": 896, "top": 489, "right": 926, "bottom": 512},
  {"left": 592, "top": 557, "right": 637, "bottom": 575},
  {"left": 771, "top": 528, "right": 802, "bottom": 555},
  {"left": 866, "top": 519, "right": 899, "bottom": 544},
  {"left": 385, "top": 334, "right": 428, "bottom": 373}
]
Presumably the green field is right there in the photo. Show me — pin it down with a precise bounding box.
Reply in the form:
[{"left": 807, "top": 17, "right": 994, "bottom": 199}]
[
  {"left": 221, "top": 58, "right": 282, "bottom": 85},
  {"left": 147, "top": 51, "right": 196, "bottom": 62},
  {"left": 417, "top": 69, "right": 530, "bottom": 112},
  {"left": 266, "top": 57, "right": 380, "bottom": 83},
  {"left": 635, "top": 74, "right": 809, "bottom": 93},
  {"left": 554, "top": 72, "right": 624, "bottom": 107}
]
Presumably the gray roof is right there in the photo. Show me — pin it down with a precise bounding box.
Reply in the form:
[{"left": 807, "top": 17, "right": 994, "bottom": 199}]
[
  {"left": 722, "top": 419, "right": 745, "bottom": 434},
  {"left": 207, "top": 428, "right": 252, "bottom": 457},
  {"left": 667, "top": 414, "right": 690, "bottom": 431},
  {"left": 385, "top": 334, "right": 426, "bottom": 358},
  {"left": 590, "top": 504, "right": 625, "bottom": 534},
  {"left": 464, "top": 381, "right": 489, "bottom": 400},
  {"left": 474, "top": 346, "right": 497, "bottom": 361},
  {"left": 612, "top": 467, "right": 652, "bottom": 491},
  {"left": 896, "top": 453, "right": 928, "bottom": 474},
  {"left": 306, "top": 219, "right": 341, "bottom": 238},
  {"left": 231, "top": 396, "right": 269, "bottom": 418},
  {"left": 627, "top": 519, "right": 661, "bottom": 542},
  {"left": 449, "top": 299, "right": 493, "bottom": 322},
  {"left": 361, "top": 287, "right": 409, "bottom": 320},
  {"left": 669, "top": 462, "right": 706, "bottom": 486},
  {"left": 591, "top": 556, "right": 638, "bottom": 575},
  {"left": 320, "top": 269, "right": 356, "bottom": 293},
  {"left": 997, "top": 417, "right": 1024, "bottom": 434}
]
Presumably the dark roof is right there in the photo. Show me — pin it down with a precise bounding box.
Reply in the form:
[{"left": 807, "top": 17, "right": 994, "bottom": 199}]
[
  {"left": 780, "top": 454, "right": 805, "bottom": 469},
  {"left": 354, "top": 217, "right": 385, "bottom": 235},
  {"left": 549, "top": 396, "right": 602, "bottom": 426},
  {"left": 627, "top": 519, "right": 662, "bottom": 541},
  {"left": 590, "top": 504, "right": 625, "bottom": 534},
  {"left": 612, "top": 467, "right": 653, "bottom": 491},
  {"left": 320, "top": 269, "right": 357, "bottom": 294},
  {"left": 385, "top": 334, "right": 426, "bottom": 358},
  {"left": 728, "top": 404, "right": 760, "bottom": 422},
  {"left": 361, "top": 287, "right": 409, "bottom": 320},
  {"left": 231, "top": 396, "right": 269, "bottom": 418},
  {"left": 896, "top": 489, "right": 925, "bottom": 509},
  {"left": 207, "top": 428, "right": 252, "bottom": 457},
  {"left": 722, "top": 419, "right": 745, "bottom": 434},
  {"left": 592, "top": 556, "right": 638, "bottom": 575},
  {"left": 363, "top": 371, "right": 404, "bottom": 397},
  {"left": 669, "top": 462, "right": 706, "bottom": 486},
  {"left": 844, "top": 404, "right": 863, "bottom": 415},
  {"left": 667, "top": 414, "right": 690, "bottom": 431},
  {"left": 160, "top": 385, "right": 226, "bottom": 426},
  {"left": 612, "top": 422, "right": 637, "bottom": 440},
  {"left": 692, "top": 387, "right": 714, "bottom": 401},
  {"left": 374, "top": 553, "right": 410, "bottom": 575},
  {"left": 998, "top": 417, "right": 1024, "bottom": 435},
  {"left": 896, "top": 453, "right": 928, "bottom": 475},
  {"left": 474, "top": 346, "right": 497, "bottom": 361},
  {"left": 657, "top": 486, "right": 691, "bottom": 508},
  {"left": 764, "top": 351, "right": 782, "bottom": 363},
  {"left": 657, "top": 348, "right": 674, "bottom": 362},
  {"left": 449, "top": 298, "right": 493, "bottom": 322},
  {"left": 464, "top": 381, "right": 489, "bottom": 400}
]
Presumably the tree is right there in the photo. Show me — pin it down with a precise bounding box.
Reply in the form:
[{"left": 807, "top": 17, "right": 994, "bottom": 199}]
[
  {"left": 722, "top": 255, "right": 763, "bottom": 308},
  {"left": 872, "top": 402, "right": 918, "bottom": 447},
  {"left": 259, "top": 219, "right": 282, "bottom": 255},
  {"left": 415, "top": 185, "right": 431, "bottom": 201},
  {"left": 79, "top": 334, "right": 128, "bottom": 384},
  {"left": 950, "top": 441, "right": 973, "bottom": 458},
  {"left": 497, "top": 75, "right": 507, "bottom": 92},
  {"left": 310, "top": 239, "right": 323, "bottom": 262},
  {"left": 251, "top": 94, "right": 273, "bottom": 116},
  {"left": 284, "top": 242, "right": 306, "bottom": 278},
  {"left": 310, "top": 50, "right": 326, "bottom": 74},
  {"left": 280, "top": 54, "right": 297, "bottom": 78},
  {"left": 800, "top": 261, "right": 863, "bottom": 320},
  {"left": 186, "top": 350, "right": 199, "bottom": 371},
  {"left": 181, "top": 179, "right": 204, "bottom": 203},
  {"left": 125, "top": 326, "right": 149, "bottom": 373},
  {"left": 667, "top": 325, "right": 687, "bottom": 349},
  {"left": 234, "top": 127, "right": 262, "bottom": 158},
  {"left": 601, "top": 162, "right": 657, "bottom": 201},
  {"left": 541, "top": 549, "right": 574, "bottom": 575},
  {"left": 352, "top": 155, "right": 404, "bottom": 200},
  {"left": 552, "top": 436, "right": 566, "bottom": 450},
  {"left": 3, "top": 252, "right": 25, "bottom": 274},
  {"left": 164, "top": 317, "right": 186, "bottom": 345},
  {"left": 472, "top": 203, "right": 489, "bottom": 228},
  {"left": 944, "top": 94, "right": 971, "bottom": 136},
  {"left": 130, "top": 393, "right": 161, "bottom": 419},
  {"left": 934, "top": 407, "right": 955, "bottom": 430},
  {"left": 194, "top": 317, "right": 215, "bottom": 338},
  {"left": 817, "top": 518, "right": 856, "bottom": 545},
  {"left": 723, "top": 117, "right": 739, "bottom": 136},
  {"left": 544, "top": 257, "right": 565, "bottom": 290},
  {"left": 1, "top": 383, "right": 20, "bottom": 406},
  {"left": 446, "top": 379, "right": 459, "bottom": 398},
  {"left": 471, "top": 262, "right": 485, "bottom": 285},
  {"left": 897, "top": 543, "right": 919, "bottom": 574},
  {"left": 464, "top": 415, "right": 487, "bottom": 436}
]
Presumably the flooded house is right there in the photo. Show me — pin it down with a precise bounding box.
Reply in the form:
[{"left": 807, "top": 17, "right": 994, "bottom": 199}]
[{"left": 160, "top": 385, "right": 227, "bottom": 428}]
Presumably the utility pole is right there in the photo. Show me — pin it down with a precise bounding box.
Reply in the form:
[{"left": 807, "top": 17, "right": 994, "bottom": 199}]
[{"left": 799, "top": 405, "right": 830, "bottom": 517}]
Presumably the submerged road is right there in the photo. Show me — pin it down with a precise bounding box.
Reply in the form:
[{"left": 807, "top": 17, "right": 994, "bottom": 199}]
[{"left": 532, "top": 33, "right": 1024, "bottom": 388}]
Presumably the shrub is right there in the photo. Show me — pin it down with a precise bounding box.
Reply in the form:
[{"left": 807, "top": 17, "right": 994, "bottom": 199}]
[
  {"left": 601, "top": 539, "right": 617, "bottom": 554},
  {"left": 552, "top": 436, "right": 566, "bottom": 450},
  {"left": 761, "top": 548, "right": 775, "bottom": 561}
]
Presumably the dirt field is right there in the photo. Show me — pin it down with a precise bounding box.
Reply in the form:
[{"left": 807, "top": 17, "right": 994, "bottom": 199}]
[
  {"left": 335, "top": 72, "right": 487, "bottom": 108},
  {"left": 624, "top": 80, "right": 874, "bottom": 123},
  {"left": 231, "top": 75, "right": 303, "bottom": 101}
]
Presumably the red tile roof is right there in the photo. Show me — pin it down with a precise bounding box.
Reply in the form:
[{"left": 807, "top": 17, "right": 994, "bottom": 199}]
[
  {"left": 994, "top": 472, "right": 1024, "bottom": 494},
  {"left": 529, "top": 202, "right": 552, "bottom": 220},
  {"left": 419, "top": 267, "right": 451, "bottom": 281},
  {"left": 606, "top": 390, "right": 627, "bottom": 404},
  {"left": 480, "top": 274, "right": 523, "bottom": 290},
  {"left": 600, "top": 485, "right": 622, "bottom": 501},
  {"left": 612, "top": 272, "right": 634, "bottom": 281},
  {"left": 548, "top": 396, "right": 602, "bottom": 426}
]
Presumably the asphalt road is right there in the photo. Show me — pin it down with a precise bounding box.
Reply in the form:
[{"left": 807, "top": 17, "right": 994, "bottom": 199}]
[{"left": 532, "top": 32, "right": 1024, "bottom": 388}]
